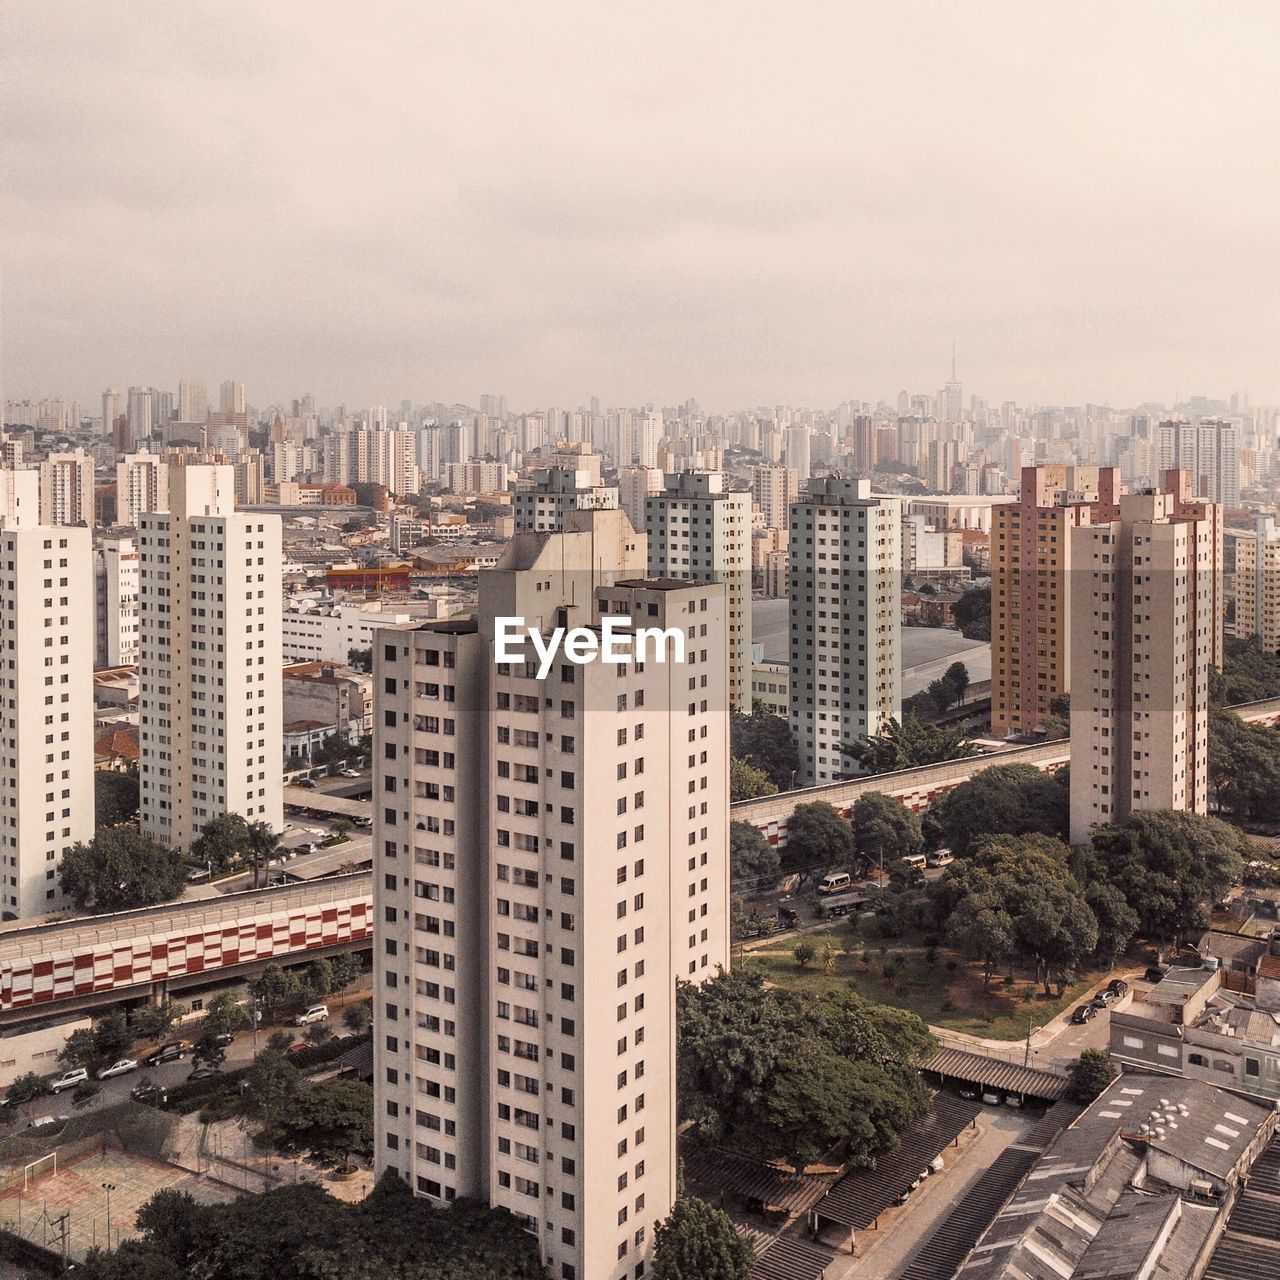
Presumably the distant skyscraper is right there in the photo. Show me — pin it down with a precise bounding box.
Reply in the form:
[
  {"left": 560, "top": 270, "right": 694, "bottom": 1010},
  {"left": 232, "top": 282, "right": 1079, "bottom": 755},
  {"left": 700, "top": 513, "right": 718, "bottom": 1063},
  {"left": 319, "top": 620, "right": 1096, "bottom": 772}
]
[
  {"left": 783, "top": 424, "right": 811, "bottom": 485},
  {"left": 220, "top": 379, "right": 246, "bottom": 414},
  {"left": 178, "top": 378, "right": 208, "bottom": 424},
  {"left": 618, "top": 465, "right": 663, "bottom": 536},
  {"left": 95, "top": 533, "right": 140, "bottom": 666},
  {"left": 645, "top": 471, "right": 751, "bottom": 711},
  {"left": 1233, "top": 515, "right": 1280, "bottom": 655},
  {"left": 1069, "top": 484, "right": 1218, "bottom": 842},
  {"left": 751, "top": 464, "right": 798, "bottom": 531},
  {"left": 102, "top": 388, "right": 123, "bottom": 439},
  {"left": 943, "top": 344, "right": 963, "bottom": 424},
  {"left": 789, "top": 477, "right": 900, "bottom": 784},
  {"left": 513, "top": 446, "right": 618, "bottom": 532},
  {"left": 38, "top": 451, "right": 95, "bottom": 527},
  {"left": 126, "top": 386, "right": 153, "bottom": 442},
  {"left": 1155, "top": 419, "right": 1240, "bottom": 507},
  {"left": 116, "top": 451, "right": 169, "bottom": 526},
  {"left": 139, "top": 466, "right": 282, "bottom": 852}
]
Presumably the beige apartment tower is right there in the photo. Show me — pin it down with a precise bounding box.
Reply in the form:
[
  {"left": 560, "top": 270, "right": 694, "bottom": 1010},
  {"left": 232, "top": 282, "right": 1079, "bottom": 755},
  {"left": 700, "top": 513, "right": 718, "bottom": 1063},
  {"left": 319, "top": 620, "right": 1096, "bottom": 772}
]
[
  {"left": 372, "top": 508, "right": 730, "bottom": 1280},
  {"left": 138, "top": 466, "right": 282, "bottom": 852},
  {"left": 1234, "top": 515, "right": 1280, "bottom": 654},
  {"left": 1068, "top": 484, "right": 1219, "bottom": 843}
]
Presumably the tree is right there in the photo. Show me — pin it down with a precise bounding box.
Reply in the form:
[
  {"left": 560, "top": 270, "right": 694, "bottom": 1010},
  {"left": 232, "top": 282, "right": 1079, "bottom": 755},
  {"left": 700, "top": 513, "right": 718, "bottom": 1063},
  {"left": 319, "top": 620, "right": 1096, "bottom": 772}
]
[
  {"left": 302, "top": 957, "right": 334, "bottom": 1000},
  {"left": 729, "top": 821, "right": 780, "bottom": 886},
  {"left": 941, "top": 661, "right": 970, "bottom": 706},
  {"left": 327, "top": 953, "right": 361, "bottom": 996},
  {"left": 346, "top": 647, "right": 373, "bottom": 673},
  {"left": 1091, "top": 811, "right": 1246, "bottom": 946},
  {"left": 924, "top": 764, "right": 1069, "bottom": 857},
  {"left": 253, "top": 963, "right": 301, "bottom": 1017},
  {"left": 191, "top": 813, "right": 251, "bottom": 873},
  {"left": 651, "top": 1196, "right": 753, "bottom": 1280},
  {"left": 93, "top": 1011, "right": 131, "bottom": 1064},
  {"left": 1210, "top": 636, "right": 1280, "bottom": 705},
  {"left": 4, "top": 1072, "right": 46, "bottom": 1107},
  {"left": 330, "top": 817, "right": 353, "bottom": 840},
  {"left": 202, "top": 991, "right": 249, "bottom": 1039},
  {"left": 59, "top": 827, "right": 187, "bottom": 913},
  {"left": 94, "top": 769, "right": 140, "bottom": 828},
  {"left": 246, "top": 820, "right": 282, "bottom": 891},
  {"left": 129, "top": 1001, "right": 185, "bottom": 1043},
  {"left": 1067, "top": 1049, "right": 1118, "bottom": 1104},
  {"left": 782, "top": 802, "right": 856, "bottom": 878},
  {"left": 192, "top": 1032, "right": 227, "bottom": 1071},
  {"left": 852, "top": 793, "right": 923, "bottom": 871},
  {"left": 952, "top": 585, "right": 991, "bottom": 641},
  {"left": 730, "top": 703, "right": 799, "bottom": 790},
  {"left": 945, "top": 892, "right": 1015, "bottom": 993},
  {"left": 843, "top": 717, "right": 977, "bottom": 776},
  {"left": 1209, "top": 707, "right": 1280, "bottom": 826},
  {"left": 342, "top": 998, "right": 373, "bottom": 1034},
  {"left": 1084, "top": 882, "right": 1140, "bottom": 966},
  {"left": 247, "top": 1050, "right": 301, "bottom": 1125},
  {"left": 60, "top": 1027, "right": 99, "bottom": 1071},
  {"left": 793, "top": 939, "right": 816, "bottom": 968},
  {"left": 274, "top": 1079, "right": 373, "bottom": 1170},
  {"left": 729, "top": 758, "right": 778, "bottom": 801}
]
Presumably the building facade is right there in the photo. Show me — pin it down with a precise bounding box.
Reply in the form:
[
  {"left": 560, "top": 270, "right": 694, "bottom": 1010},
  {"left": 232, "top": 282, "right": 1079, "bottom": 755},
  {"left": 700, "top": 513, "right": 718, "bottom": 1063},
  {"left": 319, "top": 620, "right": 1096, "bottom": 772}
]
[
  {"left": 789, "top": 477, "right": 900, "bottom": 785},
  {"left": 372, "top": 510, "right": 729, "bottom": 1280},
  {"left": 1068, "top": 484, "right": 1219, "bottom": 842},
  {"left": 138, "top": 466, "right": 282, "bottom": 852},
  {"left": 94, "top": 533, "right": 140, "bottom": 667},
  {"left": 38, "top": 451, "right": 95, "bottom": 527}
]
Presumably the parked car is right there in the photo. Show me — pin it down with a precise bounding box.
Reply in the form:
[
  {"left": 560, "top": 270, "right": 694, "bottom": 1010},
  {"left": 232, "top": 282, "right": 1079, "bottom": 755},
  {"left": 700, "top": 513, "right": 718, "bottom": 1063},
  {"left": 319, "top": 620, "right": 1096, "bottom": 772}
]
[
  {"left": 293, "top": 1004, "right": 329, "bottom": 1027},
  {"left": 957, "top": 1085, "right": 978, "bottom": 1100},
  {"left": 352, "top": 816, "right": 373, "bottom": 829},
  {"left": 926, "top": 849, "right": 955, "bottom": 868},
  {"left": 1004, "top": 1094, "right": 1024, "bottom": 1109},
  {"left": 1070, "top": 1003, "right": 1097, "bottom": 1025},
  {"left": 1095, "top": 988, "right": 1119, "bottom": 1005},
  {"left": 143, "top": 1044, "right": 185, "bottom": 1068},
  {"left": 1107, "top": 978, "right": 1129, "bottom": 997},
  {"left": 817, "top": 871, "right": 852, "bottom": 896},
  {"left": 338, "top": 768, "right": 362, "bottom": 779},
  {"left": 130, "top": 1080, "right": 167, "bottom": 1106},
  {"left": 95, "top": 1058, "right": 138, "bottom": 1081},
  {"left": 188, "top": 1066, "right": 220, "bottom": 1082},
  {"left": 30, "top": 1114, "right": 68, "bottom": 1130},
  {"left": 49, "top": 1068, "right": 88, "bottom": 1094},
  {"left": 981, "top": 1090, "right": 1003, "bottom": 1106},
  {"left": 1144, "top": 966, "right": 1168, "bottom": 983},
  {"left": 295, "top": 778, "right": 318, "bottom": 790}
]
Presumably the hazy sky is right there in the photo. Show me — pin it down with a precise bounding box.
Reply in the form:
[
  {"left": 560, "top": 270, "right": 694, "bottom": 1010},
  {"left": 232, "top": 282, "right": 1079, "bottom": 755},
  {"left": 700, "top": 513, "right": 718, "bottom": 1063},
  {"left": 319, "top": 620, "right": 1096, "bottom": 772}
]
[{"left": 3, "top": 1, "right": 1277, "bottom": 413}]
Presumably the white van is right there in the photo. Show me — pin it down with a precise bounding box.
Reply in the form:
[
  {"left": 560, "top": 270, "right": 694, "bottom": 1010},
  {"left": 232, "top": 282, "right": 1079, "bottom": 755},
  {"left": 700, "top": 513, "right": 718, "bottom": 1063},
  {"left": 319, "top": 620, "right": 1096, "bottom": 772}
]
[
  {"left": 903, "top": 854, "right": 927, "bottom": 870},
  {"left": 293, "top": 1004, "right": 329, "bottom": 1026},
  {"left": 817, "top": 872, "right": 852, "bottom": 896}
]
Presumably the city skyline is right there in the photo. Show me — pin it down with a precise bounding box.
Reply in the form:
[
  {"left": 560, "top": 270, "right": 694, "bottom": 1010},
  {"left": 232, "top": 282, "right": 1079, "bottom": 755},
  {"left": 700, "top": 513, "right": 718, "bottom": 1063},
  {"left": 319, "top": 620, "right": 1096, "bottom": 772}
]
[{"left": 4, "top": 3, "right": 1280, "bottom": 410}]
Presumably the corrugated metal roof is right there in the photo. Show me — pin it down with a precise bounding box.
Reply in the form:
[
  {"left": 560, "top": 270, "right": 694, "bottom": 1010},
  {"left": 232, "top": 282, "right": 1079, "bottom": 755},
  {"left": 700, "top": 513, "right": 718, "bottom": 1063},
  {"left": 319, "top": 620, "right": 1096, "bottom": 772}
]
[
  {"left": 752, "top": 1234, "right": 835, "bottom": 1280},
  {"left": 813, "top": 1093, "right": 981, "bottom": 1229},
  {"left": 924, "top": 1047, "right": 1068, "bottom": 1100},
  {"left": 681, "top": 1146, "right": 836, "bottom": 1216}
]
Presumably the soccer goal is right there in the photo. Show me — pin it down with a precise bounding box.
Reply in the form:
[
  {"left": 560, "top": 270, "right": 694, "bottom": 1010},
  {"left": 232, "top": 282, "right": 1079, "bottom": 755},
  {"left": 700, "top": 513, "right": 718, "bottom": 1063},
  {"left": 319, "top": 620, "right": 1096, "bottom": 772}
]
[{"left": 22, "top": 1152, "right": 56, "bottom": 1191}]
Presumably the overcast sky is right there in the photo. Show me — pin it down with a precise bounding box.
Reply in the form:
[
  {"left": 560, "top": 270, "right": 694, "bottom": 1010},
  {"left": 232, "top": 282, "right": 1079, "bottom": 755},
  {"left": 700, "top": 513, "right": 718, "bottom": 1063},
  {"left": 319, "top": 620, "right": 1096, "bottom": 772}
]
[{"left": 2, "top": 1, "right": 1277, "bottom": 414}]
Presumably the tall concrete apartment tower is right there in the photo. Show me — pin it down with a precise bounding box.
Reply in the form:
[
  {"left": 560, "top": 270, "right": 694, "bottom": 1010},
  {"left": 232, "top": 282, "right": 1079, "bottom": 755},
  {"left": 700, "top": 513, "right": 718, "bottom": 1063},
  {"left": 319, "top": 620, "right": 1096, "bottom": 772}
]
[
  {"left": 1068, "top": 482, "right": 1219, "bottom": 843},
  {"left": 789, "top": 477, "right": 900, "bottom": 784},
  {"left": 644, "top": 472, "right": 751, "bottom": 711},
  {"left": 373, "top": 508, "right": 730, "bottom": 1280},
  {"left": 116, "top": 451, "right": 170, "bottom": 526},
  {"left": 990, "top": 466, "right": 1122, "bottom": 737},
  {"left": 751, "top": 463, "right": 798, "bottom": 532},
  {"left": 1234, "top": 515, "right": 1280, "bottom": 654},
  {"left": 0, "top": 515, "right": 94, "bottom": 919},
  {"left": 38, "top": 451, "right": 95, "bottom": 527},
  {"left": 138, "top": 466, "right": 282, "bottom": 852},
  {"left": 513, "top": 446, "right": 620, "bottom": 533}
]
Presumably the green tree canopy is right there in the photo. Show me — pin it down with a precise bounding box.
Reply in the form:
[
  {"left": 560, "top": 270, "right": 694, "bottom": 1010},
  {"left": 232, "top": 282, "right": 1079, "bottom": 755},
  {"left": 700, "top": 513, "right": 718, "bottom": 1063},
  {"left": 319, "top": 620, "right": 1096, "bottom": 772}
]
[
  {"left": 191, "top": 813, "right": 251, "bottom": 873},
  {"left": 730, "top": 702, "right": 799, "bottom": 790},
  {"left": 1067, "top": 1049, "right": 1118, "bottom": 1104},
  {"left": 1210, "top": 636, "right": 1280, "bottom": 705},
  {"left": 1209, "top": 706, "right": 1280, "bottom": 826},
  {"left": 272, "top": 1079, "right": 374, "bottom": 1169},
  {"left": 952, "top": 585, "right": 991, "bottom": 640},
  {"left": 782, "top": 802, "right": 856, "bottom": 877},
  {"left": 852, "top": 792, "right": 924, "bottom": 868},
  {"left": 59, "top": 827, "right": 187, "bottom": 913},
  {"left": 729, "top": 821, "right": 781, "bottom": 886},
  {"left": 247, "top": 1050, "right": 300, "bottom": 1125},
  {"left": 652, "top": 1196, "right": 753, "bottom": 1280},
  {"left": 252, "top": 963, "right": 301, "bottom": 1016},
  {"left": 94, "top": 769, "right": 140, "bottom": 828},
  {"left": 677, "top": 968, "right": 933, "bottom": 1170},
  {"left": 842, "top": 716, "right": 977, "bottom": 776},
  {"left": 923, "top": 764, "right": 1069, "bottom": 856},
  {"left": 729, "top": 758, "right": 778, "bottom": 801},
  {"left": 1090, "top": 811, "right": 1246, "bottom": 945}
]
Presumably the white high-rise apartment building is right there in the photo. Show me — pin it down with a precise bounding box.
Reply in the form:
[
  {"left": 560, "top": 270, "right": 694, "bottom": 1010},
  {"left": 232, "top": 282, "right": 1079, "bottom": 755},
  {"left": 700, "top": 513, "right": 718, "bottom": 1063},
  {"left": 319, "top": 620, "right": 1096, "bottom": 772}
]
[
  {"left": 102, "top": 388, "right": 123, "bottom": 437},
  {"left": 38, "top": 451, "right": 95, "bottom": 527},
  {"left": 1068, "top": 489, "right": 1218, "bottom": 843},
  {"left": 644, "top": 472, "right": 751, "bottom": 711},
  {"left": 789, "top": 477, "right": 901, "bottom": 784},
  {"left": 95, "top": 534, "right": 140, "bottom": 667},
  {"left": 220, "top": 379, "right": 246, "bottom": 414},
  {"left": 618, "top": 466, "right": 663, "bottom": 538},
  {"left": 138, "top": 466, "right": 282, "bottom": 852},
  {"left": 178, "top": 378, "right": 208, "bottom": 424},
  {"left": 1155, "top": 418, "right": 1240, "bottom": 507},
  {"left": 373, "top": 509, "right": 729, "bottom": 1280},
  {"left": 784, "top": 424, "right": 811, "bottom": 485},
  {"left": 513, "top": 449, "right": 619, "bottom": 533},
  {"left": 1233, "top": 515, "right": 1280, "bottom": 654},
  {"left": 116, "top": 451, "right": 170, "bottom": 526},
  {"left": 751, "top": 464, "right": 798, "bottom": 531},
  {"left": 0, "top": 521, "right": 94, "bottom": 919}
]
